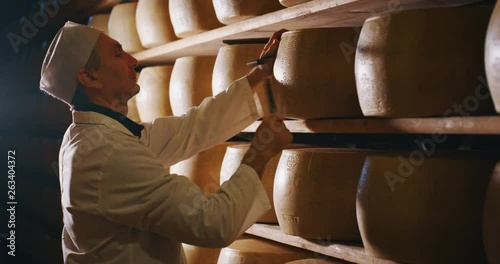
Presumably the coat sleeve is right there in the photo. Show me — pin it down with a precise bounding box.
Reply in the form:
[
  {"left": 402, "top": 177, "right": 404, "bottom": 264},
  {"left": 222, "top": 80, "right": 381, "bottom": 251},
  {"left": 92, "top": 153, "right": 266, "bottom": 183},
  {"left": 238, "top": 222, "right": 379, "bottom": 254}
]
[
  {"left": 139, "top": 76, "right": 263, "bottom": 167},
  {"left": 98, "top": 140, "right": 271, "bottom": 248}
]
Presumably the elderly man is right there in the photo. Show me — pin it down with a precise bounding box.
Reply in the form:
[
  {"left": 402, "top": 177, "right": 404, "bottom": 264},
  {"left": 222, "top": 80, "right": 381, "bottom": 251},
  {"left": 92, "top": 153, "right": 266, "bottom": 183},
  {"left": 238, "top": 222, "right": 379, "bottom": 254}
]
[{"left": 39, "top": 21, "right": 291, "bottom": 263}]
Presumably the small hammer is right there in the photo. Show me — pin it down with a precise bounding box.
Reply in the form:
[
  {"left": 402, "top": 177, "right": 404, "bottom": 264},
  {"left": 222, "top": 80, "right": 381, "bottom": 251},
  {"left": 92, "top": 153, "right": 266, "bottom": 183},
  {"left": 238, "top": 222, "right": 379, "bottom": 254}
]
[{"left": 247, "top": 56, "right": 276, "bottom": 114}]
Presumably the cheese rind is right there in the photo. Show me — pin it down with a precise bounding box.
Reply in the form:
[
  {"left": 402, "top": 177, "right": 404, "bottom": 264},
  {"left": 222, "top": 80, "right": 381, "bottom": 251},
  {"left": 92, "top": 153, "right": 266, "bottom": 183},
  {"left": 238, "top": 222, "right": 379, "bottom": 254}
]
[
  {"left": 169, "top": 56, "right": 216, "bottom": 116},
  {"left": 136, "top": 66, "right": 174, "bottom": 122},
  {"left": 357, "top": 152, "right": 495, "bottom": 263},
  {"left": 275, "top": 148, "right": 370, "bottom": 240},
  {"left": 169, "top": 0, "right": 223, "bottom": 38},
  {"left": 485, "top": 2, "right": 500, "bottom": 113},
  {"left": 108, "top": 3, "right": 144, "bottom": 53},
  {"left": 212, "top": 0, "right": 283, "bottom": 25},
  {"left": 218, "top": 235, "right": 313, "bottom": 264},
  {"left": 136, "top": 0, "right": 178, "bottom": 48},
  {"left": 356, "top": 6, "right": 494, "bottom": 117},
  {"left": 274, "top": 29, "right": 363, "bottom": 119}
]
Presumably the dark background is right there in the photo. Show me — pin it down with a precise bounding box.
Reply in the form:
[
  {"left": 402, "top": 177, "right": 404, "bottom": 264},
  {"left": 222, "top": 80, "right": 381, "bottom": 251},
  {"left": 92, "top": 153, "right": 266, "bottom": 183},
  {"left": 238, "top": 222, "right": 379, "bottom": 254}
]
[{"left": 0, "top": 1, "right": 120, "bottom": 263}]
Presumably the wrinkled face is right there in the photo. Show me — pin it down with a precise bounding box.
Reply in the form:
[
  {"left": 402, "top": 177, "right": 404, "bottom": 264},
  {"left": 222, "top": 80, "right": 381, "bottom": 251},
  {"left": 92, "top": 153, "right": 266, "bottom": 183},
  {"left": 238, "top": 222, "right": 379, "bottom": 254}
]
[{"left": 94, "top": 33, "right": 139, "bottom": 103}]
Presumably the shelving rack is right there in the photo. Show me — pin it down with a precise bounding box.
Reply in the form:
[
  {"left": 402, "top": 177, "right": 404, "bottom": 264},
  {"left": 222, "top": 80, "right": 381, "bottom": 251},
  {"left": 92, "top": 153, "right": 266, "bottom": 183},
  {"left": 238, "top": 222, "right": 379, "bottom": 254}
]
[{"left": 132, "top": 0, "right": 495, "bottom": 262}]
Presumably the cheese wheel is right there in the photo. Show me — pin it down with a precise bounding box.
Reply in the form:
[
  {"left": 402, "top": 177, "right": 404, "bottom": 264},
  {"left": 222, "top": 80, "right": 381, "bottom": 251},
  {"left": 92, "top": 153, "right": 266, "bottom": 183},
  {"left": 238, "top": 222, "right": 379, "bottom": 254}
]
[
  {"left": 274, "top": 29, "right": 363, "bottom": 119},
  {"left": 279, "top": 0, "right": 311, "bottom": 7},
  {"left": 136, "top": 0, "right": 178, "bottom": 48},
  {"left": 170, "top": 142, "right": 239, "bottom": 194},
  {"left": 136, "top": 65, "right": 174, "bottom": 122},
  {"left": 108, "top": 2, "right": 144, "bottom": 53},
  {"left": 485, "top": 2, "right": 500, "bottom": 113},
  {"left": 127, "top": 95, "right": 141, "bottom": 122},
  {"left": 87, "top": 13, "right": 110, "bottom": 34},
  {"left": 217, "top": 235, "right": 313, "bottom": 263},
  {"left": 213, "top": 44, "right": 273, "bottom": 114},
  {"left": 286, "top": 258, "right": 350, "bottom": 264},
  {"left": 127, "top": 72, "right": 141, "bottom": 122},
  {"left": 220, "top": 144, "right": 311, "bottom": 223},
  {"left": 483, "top": 163, "right": 500, "bottom": 264},
  {"left": 357, "top": 152, "right": 496, "bottom": 263},
  {"left": 169, "top": 56, "right": 216, "bottom": 116},
  {"left": 183, "top": 243, "right": 221, "bottom": 264},
  {"left": 274, "top": 148, "right": 370, "bottom": 240},
  {"left": 212, "top": 0, "right": 283, "bottom": 25},
  {"left": 356, "top": 6, "right": 494, "bottom": 117},
  {"left": 169, "top": 0, "right": 223, "bottom": 38}
]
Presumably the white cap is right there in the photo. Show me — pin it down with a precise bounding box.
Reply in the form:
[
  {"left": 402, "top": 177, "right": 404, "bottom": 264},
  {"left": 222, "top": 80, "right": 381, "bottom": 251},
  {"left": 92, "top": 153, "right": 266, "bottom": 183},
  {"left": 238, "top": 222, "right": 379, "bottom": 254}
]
[{"left": 40, "top": 21, "right": 102, "bottom": 105}]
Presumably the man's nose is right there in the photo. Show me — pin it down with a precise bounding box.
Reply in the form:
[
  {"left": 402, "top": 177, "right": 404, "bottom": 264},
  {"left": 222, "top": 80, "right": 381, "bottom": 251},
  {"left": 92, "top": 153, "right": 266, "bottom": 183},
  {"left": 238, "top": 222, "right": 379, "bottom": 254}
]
[{"left": 128, "top": 53, "right": 138, "bottom": 68}]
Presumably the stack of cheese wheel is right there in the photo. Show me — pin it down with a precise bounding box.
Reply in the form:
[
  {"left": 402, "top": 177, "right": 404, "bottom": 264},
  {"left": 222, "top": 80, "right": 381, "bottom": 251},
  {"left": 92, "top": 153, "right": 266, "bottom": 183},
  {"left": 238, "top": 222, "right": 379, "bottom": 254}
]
[
  {"left": 127, "top": 95, "right": 141, "bottom": 122},
  {"left": 356, "top": 151, "right": 496, "bottom": 263},
  {"left": 108, "top": 2, "right": 144, "bottom": 53},
  {"left": 87, "top": 13, "right": 110, "bottom": 34},
  {"left": 355, "top": 6, "right": 494, "bottom": 117},
  {"left": 136, "top": 66, "right": 174, "bottom": 122},
  {"left": 170, "top": 142, "right": 227, "bottom": 262},
  {"left": 183, "top": 243, "right": 221, "bottom": 264},
  {"left": 169, "top": 0, "right": 223, "bottom": 38},
  {"left": 483, "top": 163, "right": 500, "bottom": 264},
  {"left": 170, "top": 142, "right": 239, "bottom": 194},
  {"left": 220, "top": 144, "right": 312, "bottom": 223},
  {"left": 279, "top": 0, "right": 312, "bottom": 7},
  {"left": 127, "top": 96, "right": 141, "bottom": 123},
  {"left": 213, "top": 43, "right": 274, "bottom": 114},
  {"left": 169, "top": 56, "right": 216, "bottom": 116},
  {"left": 274, "top": 29, "right": 363, "bottom": 119},
  {"left": 136, "top": 0, "right": 178, "bottom": 48},
  {"left": 274, "top": 148, "right": 370, "bottom": 240},
  {"left": 485, "top": 1, "right": 500, "bottom": 113},
  {"left": 212, "top": 0, "right": 283, "bottom": 25},
  {"left": 127, "top": 72, "right": 141, "bottom": 122},
  {"left": 286, "top": 258, "right": 351, "bottom": 264},
  {"left": 217, "top": 235, "right": 313, "bottom": 263}
]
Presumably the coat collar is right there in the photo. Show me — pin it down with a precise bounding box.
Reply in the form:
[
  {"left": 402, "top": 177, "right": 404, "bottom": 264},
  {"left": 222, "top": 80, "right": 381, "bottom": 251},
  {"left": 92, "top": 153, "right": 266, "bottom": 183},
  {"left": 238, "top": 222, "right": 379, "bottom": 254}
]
[{"left": 72, "top": 103, "right": 144, "bottom": 137}]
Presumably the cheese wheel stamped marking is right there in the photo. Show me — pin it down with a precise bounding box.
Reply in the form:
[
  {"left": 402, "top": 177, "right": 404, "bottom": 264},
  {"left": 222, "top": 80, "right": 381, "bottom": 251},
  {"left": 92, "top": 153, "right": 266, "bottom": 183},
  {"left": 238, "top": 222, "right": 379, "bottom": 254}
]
[
  {"left": 282, "top": 214, "right": 300, "bottom": 224},
  {"left": 286, "top": 154, "right": 298, "bottom": 171}
]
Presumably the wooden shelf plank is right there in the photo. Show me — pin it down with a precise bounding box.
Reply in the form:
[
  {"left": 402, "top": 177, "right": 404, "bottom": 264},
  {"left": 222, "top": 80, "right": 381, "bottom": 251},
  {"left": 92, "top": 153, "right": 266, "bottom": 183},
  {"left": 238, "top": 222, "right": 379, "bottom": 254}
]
[
  {"left": 242, "top": 116, "right": 500, "bottom": 134},
  {"left": 246, "top": 224, "right": 397, "bottom": 264},
  {"left": 133, "top": 0, "right": 479, "bottom": 65}
]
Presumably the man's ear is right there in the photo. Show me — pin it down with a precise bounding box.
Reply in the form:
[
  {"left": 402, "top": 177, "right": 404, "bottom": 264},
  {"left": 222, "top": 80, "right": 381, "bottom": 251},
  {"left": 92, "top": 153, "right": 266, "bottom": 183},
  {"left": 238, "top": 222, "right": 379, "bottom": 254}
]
[{"left": 76, "top": 69, "right": 102, "bottom": 89}]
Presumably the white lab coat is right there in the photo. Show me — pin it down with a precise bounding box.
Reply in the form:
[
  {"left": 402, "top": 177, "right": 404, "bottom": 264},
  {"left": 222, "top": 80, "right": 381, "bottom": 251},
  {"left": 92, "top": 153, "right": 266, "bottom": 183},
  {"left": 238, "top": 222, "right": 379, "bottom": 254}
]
[{"left": 59, "top": 77, "right": 271, "bottom": 263}]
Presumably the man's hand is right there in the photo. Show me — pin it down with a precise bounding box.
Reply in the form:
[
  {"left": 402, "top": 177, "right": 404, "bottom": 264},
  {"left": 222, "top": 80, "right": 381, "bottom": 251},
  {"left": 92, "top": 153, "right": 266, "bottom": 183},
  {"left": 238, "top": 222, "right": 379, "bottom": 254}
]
[
  {"left": 241, "top": 114, "right": 293, "bottom": 177},
  {"left": 246, "top": 29, "right": 288, "bottom": 88},
  {"left": 259, "top": 29, "right": 288, "bottom": 74}
]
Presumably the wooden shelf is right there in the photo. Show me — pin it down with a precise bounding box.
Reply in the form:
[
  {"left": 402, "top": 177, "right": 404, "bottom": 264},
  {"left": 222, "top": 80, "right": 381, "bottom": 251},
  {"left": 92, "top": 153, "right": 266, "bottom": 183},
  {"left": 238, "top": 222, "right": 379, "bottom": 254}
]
[
  {"left": 133, "top": 0, "right": 480, "bottom": 65},
  {"left": 242, "top": 116, "right": 500, "bottom": 134},
  {"left": 246, "top": 224, "right": 396, "bottom": 264}
]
